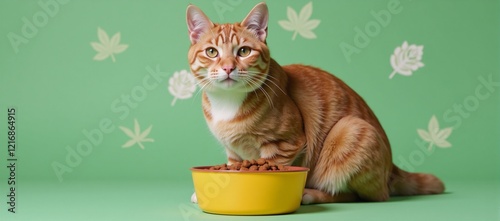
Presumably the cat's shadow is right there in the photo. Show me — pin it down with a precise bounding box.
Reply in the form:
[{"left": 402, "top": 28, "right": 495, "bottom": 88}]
[
  {"left": 293, "top": 192, "right": 453, "bottom": 214},
  {"left": 293, "top": 204, "right": 332, "bottom": 214},
  {"left": 388, "top": 191, "right": 453, "bottom": 202}
]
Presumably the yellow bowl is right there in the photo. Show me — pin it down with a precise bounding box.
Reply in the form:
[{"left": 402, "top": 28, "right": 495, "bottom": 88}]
[{"left": 190, "top": 166, "right": 309, "bottom": 215}]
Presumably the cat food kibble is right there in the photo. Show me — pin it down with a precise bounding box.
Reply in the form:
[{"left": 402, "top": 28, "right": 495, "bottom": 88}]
[{"left": 207, "top": 158, "right": 289, "bottom": 171}]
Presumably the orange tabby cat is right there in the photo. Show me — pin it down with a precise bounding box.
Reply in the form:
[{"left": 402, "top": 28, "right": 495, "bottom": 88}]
[{"left": 186, "top": 2, "right": 444, "bottom": 204}]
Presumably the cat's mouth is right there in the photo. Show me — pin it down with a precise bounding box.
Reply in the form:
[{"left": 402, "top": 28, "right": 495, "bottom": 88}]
[
  {"left": 220, "top": 78, "right": 236, "bottom": 87},
  {"left": 213, "top": 72, "right": 251, "bottom": 90},
  {"left": 215, "top": 73, "right": 239, "bottom": 87}
]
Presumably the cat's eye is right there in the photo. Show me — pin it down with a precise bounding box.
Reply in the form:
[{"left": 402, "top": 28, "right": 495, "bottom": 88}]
[
  {"left": 237, "top": 47, "right": 251, "bottom": 57},
  {"left": 205, "top": 47, "right": 219, "bottom": 58}
]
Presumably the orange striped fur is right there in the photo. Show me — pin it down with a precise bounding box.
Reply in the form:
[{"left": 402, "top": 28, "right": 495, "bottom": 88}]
[{"left": 186, "top": 3, "right": 444, "bottom": 204}]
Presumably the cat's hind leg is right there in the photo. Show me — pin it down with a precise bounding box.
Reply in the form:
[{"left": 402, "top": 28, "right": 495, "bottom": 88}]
[{"left": 304, "top": 116, "right": 392, "bottom": 204}]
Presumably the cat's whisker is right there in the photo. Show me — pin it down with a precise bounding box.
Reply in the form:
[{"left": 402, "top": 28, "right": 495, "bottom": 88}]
[
  {"left": 194, "top": 79, "right": 211, "bottom": 98},
  {"left": 251, "top": 75, "right": 280, "bottom": 99},
  {"left": 245, "top": 77, "right": 274, "bottom": 108},
  {"left": 241, "top": 76, "right": 266, "bottom": 105},
  {"left": 261, "top": 73, "right": 288, "bottom": 96},
  {"left": 255, "top": 84, "right": 274, "bottom": 109},
  {"left": 245, "top": 70, "right": 288, "bottom": 97},
  {"left": 261, "top": 86, "right": 275, "bottom": 109},
  {"left": 191, "top": 72, "right": 214, "bottom": 99},
  {"left": 241, "top": 77, "right": 261, "bottom": 101},
  {"left": 240, "top": 71, "right": 280, "bottom": 106},
  {"left": 193, "top": 76, "right": 207, "bottom": 87},
  {"left": 240, "top": 71, "right": 277, "bottom": 96},
  {"left": 242, "top": 70, "right": 285, "bottom": 92}
]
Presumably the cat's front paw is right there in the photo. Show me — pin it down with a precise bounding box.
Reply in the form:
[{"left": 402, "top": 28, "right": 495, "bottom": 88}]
[
  {"left": 301, "top": 189, "right": 315, "bottom": 205},
  {"left": 191, "top": 192, "right": 198, "bottom": 203}
]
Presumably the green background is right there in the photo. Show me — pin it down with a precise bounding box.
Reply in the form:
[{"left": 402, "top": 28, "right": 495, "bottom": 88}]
[{"left": 1, "top": 0, "right": 499, "bottom": 220}]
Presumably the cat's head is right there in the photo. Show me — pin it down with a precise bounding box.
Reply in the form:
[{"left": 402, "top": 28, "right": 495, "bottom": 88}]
[{"left": 186, "top": 3, "right": 271, "bottom": 93}]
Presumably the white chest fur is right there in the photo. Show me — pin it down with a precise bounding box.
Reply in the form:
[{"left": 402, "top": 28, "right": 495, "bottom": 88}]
[
  {"left": 206, "top": 91, "right": 247, "bottom": 122},
  {"left": 205, "top": 91, "right": 261, "bottom": 160}
]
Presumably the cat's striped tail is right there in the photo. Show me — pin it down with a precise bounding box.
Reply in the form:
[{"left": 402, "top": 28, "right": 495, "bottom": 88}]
[{"left": 389, "top": 165, "right": 445, "bottom": 196}]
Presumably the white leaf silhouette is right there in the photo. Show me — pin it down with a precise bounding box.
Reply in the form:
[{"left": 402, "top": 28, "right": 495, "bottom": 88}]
[
  {"left": 169, "top": 70, "right": 197, "bottom": 106},
  {"left": 417, "top": 129, "right": 432, "bottom": 142},
  {"left": 417, "top": 115, "right": 453, "bottom": 150},
  {"left": 389, "top": 41, "right": 424, "bottom": 79},
  {"left": 119, "top": 119, "right": 154, "bottom": 150},
  {"left": 278, "top": 2, "right": 321, "bottom": 40},
  {"left": 91, "top": 27, "right": 129, "bottom": 62},
  {"left": 428, "top": 115, "right": 439, "bottom": 134}
]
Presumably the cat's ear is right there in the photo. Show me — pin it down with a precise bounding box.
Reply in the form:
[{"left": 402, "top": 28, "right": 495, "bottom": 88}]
[
  {"left": 241, "top": 2, "right": 269, "bottom": 42},
  {"left": 186, "top": 4, "right": 214, "bottom": 44}
]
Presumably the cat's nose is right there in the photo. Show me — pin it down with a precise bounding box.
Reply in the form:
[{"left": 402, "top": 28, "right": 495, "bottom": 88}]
[{"left": 222, "top": 66, "right": 235, "bottom": 75}]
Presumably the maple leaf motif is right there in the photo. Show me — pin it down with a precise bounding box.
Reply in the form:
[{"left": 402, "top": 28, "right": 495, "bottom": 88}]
[
  {"left": 417, "top": 115, "right": 453, "bottom": 150},
  {"left": 90, "top": 27, "right": 128, "bottom": 62},
  {"left": 119, "top": 119, "right": 154, "bottom": 150},
  {"left": 278, "top": 2, "right": 321, "bottom": 40}
]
